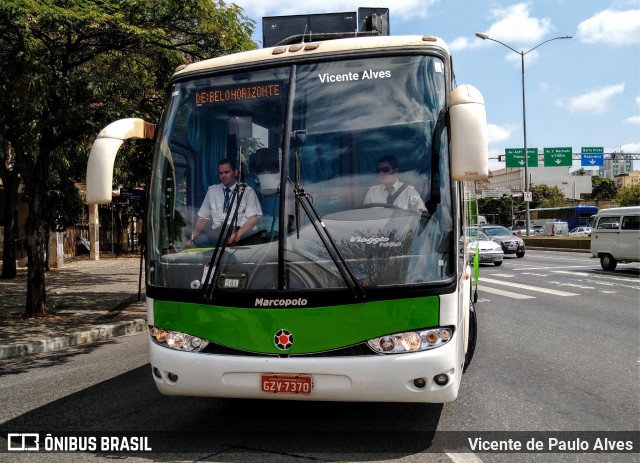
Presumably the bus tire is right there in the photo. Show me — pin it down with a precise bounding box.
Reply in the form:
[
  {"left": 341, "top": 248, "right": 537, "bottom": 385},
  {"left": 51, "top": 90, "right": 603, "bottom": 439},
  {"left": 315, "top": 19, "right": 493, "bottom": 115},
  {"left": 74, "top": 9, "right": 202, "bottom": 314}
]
[
  {"left": 463, "top": 300, "right": 477, "bottom": 373},
  {"left": 600, "top": 254, "right": 617, "bottom": 271}
]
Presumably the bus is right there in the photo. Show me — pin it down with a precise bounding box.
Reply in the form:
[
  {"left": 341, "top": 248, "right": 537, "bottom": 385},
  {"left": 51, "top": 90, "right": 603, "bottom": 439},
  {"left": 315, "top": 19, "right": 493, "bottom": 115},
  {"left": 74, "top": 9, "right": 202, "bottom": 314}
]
[
  {"left": 85, "top": 9, "right": 488, "bottom": 403},
  {"left": 517, "top": 205, "right": 598, "bottom": 230}
]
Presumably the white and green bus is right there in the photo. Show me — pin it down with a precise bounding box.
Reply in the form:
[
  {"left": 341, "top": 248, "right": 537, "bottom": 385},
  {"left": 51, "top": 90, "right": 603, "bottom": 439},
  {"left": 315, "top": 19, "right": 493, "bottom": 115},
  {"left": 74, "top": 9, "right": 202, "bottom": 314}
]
[{"left": 86, "top": 9, "right": 488, "bottom": 402}]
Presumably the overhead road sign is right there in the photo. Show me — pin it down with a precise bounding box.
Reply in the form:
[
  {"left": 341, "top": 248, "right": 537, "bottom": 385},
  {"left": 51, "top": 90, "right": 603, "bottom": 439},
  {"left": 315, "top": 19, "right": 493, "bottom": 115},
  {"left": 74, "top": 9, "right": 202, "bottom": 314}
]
[
  {"left": 544, "top": 147, "right": 572, "bottom": 167},
  {"left": 505, "top": 148, "right": 538, "bottom": 168},
  {"left": 581, "top": 147, "right": 604, "bottom": 166}
]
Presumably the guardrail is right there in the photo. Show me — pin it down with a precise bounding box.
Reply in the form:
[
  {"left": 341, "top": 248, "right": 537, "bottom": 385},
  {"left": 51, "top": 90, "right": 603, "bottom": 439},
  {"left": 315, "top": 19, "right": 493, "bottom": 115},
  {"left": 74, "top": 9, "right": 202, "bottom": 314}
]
[{"left": 522, "top": 236, "right": 591, "bottom": 252}]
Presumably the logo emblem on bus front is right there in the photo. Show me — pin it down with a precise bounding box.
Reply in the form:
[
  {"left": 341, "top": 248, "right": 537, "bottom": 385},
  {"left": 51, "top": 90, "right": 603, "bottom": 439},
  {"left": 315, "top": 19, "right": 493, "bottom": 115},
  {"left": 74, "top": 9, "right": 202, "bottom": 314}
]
[{"left": 274, "top": 329, "right": 294, "bottom": 350}]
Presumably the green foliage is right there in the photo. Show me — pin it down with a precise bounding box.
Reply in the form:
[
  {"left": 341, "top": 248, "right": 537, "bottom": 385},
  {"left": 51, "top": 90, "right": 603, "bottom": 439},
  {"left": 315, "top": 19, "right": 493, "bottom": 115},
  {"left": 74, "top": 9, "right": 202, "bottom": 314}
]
[
  {"left": 478, "top": 196, "right": 516, "bottom": 226},
  {"left": 616, "top": 184, "right": 640, "bottom": 206},
  {"left": 590, "top": 176, "right": 618, "bottom": 200},
  {"left": 530, "top": 184, "right": 566, "bottom": 208},
  {"left": 0, "top": 0, "right": 256, "bottom": 315}
]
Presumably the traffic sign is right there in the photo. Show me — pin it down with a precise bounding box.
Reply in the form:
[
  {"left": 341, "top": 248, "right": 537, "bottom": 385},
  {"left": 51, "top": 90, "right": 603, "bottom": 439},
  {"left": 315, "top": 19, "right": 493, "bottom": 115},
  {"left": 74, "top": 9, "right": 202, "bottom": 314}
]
[
  {"left": 505, "top": 148, "right": 538, "bottom": 168},
  {"left": 581, "top": 147, "right": 604, "bottom": 166},
  {"left": 544, "top": 147, "right": 572, "bottom": 167}
]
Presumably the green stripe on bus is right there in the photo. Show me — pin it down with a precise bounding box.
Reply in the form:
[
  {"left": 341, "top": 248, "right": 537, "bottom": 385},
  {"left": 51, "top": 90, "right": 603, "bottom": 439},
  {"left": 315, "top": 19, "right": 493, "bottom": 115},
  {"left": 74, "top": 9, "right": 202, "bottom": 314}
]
[{"left": 153, "top": 297, "right": 439, "bottom": 354}]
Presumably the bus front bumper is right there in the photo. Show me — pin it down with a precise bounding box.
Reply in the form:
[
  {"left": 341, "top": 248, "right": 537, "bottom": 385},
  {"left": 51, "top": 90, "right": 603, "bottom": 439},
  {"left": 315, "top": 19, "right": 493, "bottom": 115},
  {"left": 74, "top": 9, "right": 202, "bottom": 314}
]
[{"left": 149, "top": 336, "right": 462, "bottom": 403}]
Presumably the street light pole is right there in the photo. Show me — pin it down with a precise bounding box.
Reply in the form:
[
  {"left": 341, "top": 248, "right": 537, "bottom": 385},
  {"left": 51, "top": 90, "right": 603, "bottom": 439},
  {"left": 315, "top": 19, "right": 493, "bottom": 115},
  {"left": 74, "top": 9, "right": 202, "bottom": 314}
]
[{"left": 475, "top": 33, "right": 571, "bottom": 236}]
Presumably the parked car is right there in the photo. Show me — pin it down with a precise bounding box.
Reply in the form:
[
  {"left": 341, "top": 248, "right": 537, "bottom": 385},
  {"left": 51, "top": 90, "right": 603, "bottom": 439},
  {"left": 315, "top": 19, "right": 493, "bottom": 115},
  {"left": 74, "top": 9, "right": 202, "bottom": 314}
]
[
  {"left": 543, "top": 221, "right": 569, "bottom": 236},
  {"left": 479, "top": 225, "right": 526, "bottom": 258},
  {"left": 468, "top": 231, "right": 503, "bottom": 266},
  {"left": 568, "top": 226, "right": 592, "bottom": 237},
  {"left": 533, "top": 225, "right": 544, "bottom": 235},
  {"left": 509, "top": 225, "right": 535, "bottom": 236}
]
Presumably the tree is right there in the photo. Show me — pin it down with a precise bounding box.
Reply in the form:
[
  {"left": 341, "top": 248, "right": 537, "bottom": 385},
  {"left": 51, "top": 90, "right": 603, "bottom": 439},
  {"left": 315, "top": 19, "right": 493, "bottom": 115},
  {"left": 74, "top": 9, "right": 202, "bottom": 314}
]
[
  {"left": 0, "top": 137, "right": 20, "bottom": 279},
  {"left": 0, "top": 0, "right": 255, "bottom": 317},
  {"left": 478, "top": 196, "right": 516, "bottom": 226},
  {"left": 530, "top": 184, "right": 566, "bottom": 209},
  {"left": 591, "top": 176, "right": 618, "bottom": 200},
  {"left": 616, "top": 184, "right": 640, "bottom": 206}
]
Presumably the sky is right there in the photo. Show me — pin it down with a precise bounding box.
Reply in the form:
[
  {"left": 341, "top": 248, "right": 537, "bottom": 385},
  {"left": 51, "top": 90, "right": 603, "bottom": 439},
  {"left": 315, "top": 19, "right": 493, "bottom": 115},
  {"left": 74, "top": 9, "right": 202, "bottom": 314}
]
[{"left": 230, "top": 0, "right": 640, "bottom": 172}]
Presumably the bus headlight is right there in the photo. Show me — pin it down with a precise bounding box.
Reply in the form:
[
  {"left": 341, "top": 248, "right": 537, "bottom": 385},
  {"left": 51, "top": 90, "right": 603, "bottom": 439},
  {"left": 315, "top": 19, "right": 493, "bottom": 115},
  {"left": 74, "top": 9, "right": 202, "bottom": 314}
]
[
  {"left": 367, "top": 327, "right": 453, "bottom": 354},
  {"left": 150, "top": 327, "right": 209, "bottom": 352}
]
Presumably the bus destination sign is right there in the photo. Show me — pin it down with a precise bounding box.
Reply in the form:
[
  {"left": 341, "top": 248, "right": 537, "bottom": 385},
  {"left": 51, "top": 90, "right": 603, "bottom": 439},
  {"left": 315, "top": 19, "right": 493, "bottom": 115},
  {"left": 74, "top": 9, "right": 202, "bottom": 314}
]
[{"left": 196, "top": 82, "right": 281, "bottom": 106}]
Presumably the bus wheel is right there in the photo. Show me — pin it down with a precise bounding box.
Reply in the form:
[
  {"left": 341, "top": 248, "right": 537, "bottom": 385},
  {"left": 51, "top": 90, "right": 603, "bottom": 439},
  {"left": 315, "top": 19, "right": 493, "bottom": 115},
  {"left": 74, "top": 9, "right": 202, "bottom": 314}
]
[
  {"left": 463, "top": 301, "right": 477, "bottom": 373},
  {"left": 600, "top": 254, "right": 617, "bottom": 271}
]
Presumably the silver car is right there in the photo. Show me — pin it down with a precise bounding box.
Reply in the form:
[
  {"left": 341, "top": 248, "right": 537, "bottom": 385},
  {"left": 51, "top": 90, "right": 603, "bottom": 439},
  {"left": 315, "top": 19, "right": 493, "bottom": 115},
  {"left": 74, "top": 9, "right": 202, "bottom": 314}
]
[
  {"left": 469, "top": 231, "right": 504, "bottom": 266},
  {"left": 480, "top": 225, "right": 526, "bottom": 258}
]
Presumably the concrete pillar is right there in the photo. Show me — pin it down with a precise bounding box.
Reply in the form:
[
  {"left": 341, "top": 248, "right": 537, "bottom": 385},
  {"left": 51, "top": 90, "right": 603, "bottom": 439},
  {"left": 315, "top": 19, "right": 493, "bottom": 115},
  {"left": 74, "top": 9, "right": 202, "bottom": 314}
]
[
  {"left": 49, "top": 231, "right": 64, "bottom": 268},
  {"left": 89, "top": 203, "right": 100, "bottom": 261}
]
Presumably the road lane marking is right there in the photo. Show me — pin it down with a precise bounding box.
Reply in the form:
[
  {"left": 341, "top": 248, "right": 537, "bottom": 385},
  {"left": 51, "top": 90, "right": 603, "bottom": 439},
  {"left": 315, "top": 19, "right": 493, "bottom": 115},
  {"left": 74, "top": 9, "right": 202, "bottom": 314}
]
[
  {"left": 446, "top": 452, "right": 485, "bottom": 463},
  {"left": 479, "top": 277, "right": 579, "bottom": 296},
  {"left": 478, "top": 286, "right": 535, "bottom": 299},
  {"left": 552, "top": 270, "right": 640, "bottom": 284},
  {"left": 513, "top": 265, "right": 596, "bottom": 271}
]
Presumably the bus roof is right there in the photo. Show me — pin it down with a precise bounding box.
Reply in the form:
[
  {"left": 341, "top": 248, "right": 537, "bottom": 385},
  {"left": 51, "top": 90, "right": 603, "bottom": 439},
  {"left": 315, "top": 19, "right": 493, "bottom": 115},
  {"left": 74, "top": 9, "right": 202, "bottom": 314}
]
[{"left": 174, "top": 35, "right": 449, "bottom": 79}]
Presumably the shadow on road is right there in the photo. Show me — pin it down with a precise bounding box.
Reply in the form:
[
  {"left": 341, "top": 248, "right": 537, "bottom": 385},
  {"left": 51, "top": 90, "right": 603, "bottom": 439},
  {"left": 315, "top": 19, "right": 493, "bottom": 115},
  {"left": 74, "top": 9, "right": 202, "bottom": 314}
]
[{"left": 0, "top": 365, "right": 446, "bottom": 459}]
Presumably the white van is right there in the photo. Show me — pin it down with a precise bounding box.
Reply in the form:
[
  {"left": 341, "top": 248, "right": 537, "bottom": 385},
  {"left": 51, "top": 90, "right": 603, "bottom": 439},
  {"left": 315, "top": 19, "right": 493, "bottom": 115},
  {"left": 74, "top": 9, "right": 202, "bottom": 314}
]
[{"left": 590, "top": 206, "right": 640, "bottom": 270}]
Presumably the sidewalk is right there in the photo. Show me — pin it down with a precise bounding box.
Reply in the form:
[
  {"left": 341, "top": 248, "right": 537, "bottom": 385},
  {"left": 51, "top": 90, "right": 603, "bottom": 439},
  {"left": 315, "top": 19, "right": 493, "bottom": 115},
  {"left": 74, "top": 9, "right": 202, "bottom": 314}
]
[{"left": 0, "top": 255, "right": 148, "bottom": 360}]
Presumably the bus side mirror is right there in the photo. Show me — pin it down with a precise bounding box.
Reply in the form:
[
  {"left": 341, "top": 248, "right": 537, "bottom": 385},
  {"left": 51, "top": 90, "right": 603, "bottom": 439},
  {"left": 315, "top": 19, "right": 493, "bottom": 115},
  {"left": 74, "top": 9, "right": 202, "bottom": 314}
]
[
  {"left": 449, "top": 84, "right": 488, "bottom": 181},
  {"left": 86, "top": 118, "right": 156, "bottom": 204}
]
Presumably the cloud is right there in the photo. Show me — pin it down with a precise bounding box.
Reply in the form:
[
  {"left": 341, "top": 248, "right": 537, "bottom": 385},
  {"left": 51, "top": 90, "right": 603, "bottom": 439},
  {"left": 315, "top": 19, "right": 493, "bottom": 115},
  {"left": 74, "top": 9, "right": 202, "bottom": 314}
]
[
  {"left": 577, "top": 9, "right": 640, "bottom": 46},
  {"left": 468, "top": 3, "right": 557, "bottom": 58},
  {"left": 619, "top": 142, "right": 640, "bottom": 153},
  {"left": 449, "top": 37, "right": 470, "bottom": 52},
  {"left": 487, "top": 123, "right": 516, "bottom": 145},
  {"left": 558, "top": 83, "right": 625, "bottom": 114},
  {"left": 636, "top": 96, "right": 640, "bottom": 106},
  {"left": 232, "top": 0, "right": 438, "bottom": 22},
  {"left": 480, "top": 3, "right": 552, "bottom": 47},
  {"left": 624, "top": 116, "right": 640, "bottom": 125}
]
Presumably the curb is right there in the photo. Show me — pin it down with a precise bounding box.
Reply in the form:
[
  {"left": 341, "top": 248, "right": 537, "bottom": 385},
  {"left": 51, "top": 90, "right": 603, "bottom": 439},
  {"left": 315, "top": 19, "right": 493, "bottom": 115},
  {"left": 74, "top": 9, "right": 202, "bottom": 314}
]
[
  {"left": 527, "top": 247, "right": 591, "bottom": 253},
  {"left": 0, "top": 319, "right": 148, "bottom": 360}
]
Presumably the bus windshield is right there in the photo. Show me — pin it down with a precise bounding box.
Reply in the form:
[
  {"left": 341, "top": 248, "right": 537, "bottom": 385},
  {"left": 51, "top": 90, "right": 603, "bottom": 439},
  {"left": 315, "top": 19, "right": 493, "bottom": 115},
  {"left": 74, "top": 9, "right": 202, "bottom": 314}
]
[{"left": 147, "top": 55, "right": 453, "bottom": 294}]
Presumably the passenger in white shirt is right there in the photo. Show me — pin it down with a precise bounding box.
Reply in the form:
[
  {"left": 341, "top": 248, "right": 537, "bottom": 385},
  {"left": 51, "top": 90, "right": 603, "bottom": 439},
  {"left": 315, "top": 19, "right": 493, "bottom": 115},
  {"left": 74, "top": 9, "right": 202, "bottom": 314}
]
[{"left": 363, "top": 155, "right": 425, "bottom": 211}]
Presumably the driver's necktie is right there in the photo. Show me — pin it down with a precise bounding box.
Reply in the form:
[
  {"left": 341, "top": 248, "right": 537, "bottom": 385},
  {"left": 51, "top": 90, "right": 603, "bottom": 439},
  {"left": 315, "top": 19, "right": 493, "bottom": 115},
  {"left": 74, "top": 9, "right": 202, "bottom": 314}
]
[
  {"left": 386, "top": 186, "right": 395, "bottom": 204},
  {"left": 223, "top": 187, "right": 231, "bottom": 212}
]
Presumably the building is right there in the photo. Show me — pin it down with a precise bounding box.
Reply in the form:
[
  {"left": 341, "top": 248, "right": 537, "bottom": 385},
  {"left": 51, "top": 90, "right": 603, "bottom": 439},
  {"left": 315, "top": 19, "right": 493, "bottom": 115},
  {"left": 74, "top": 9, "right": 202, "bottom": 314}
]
[
  {"left": 613, "top": 170, "right": 640, "bottom": 189},
  {"left": 476, "top": 166, "right": 592, "bottom": 200},
  {"left": 598, "top": 156, "right": 633, "bottom": 180}
]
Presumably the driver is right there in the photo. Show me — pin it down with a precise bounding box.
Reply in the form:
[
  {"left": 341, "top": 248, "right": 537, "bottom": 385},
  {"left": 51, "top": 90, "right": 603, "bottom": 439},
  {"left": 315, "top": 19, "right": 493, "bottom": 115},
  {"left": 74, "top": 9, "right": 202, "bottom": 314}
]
[
  {"left": 363, "top": 155, "right": 425, "bottom": 211},
  {"left": 187, "top": 158, "right": 262, "bottom": 247}
]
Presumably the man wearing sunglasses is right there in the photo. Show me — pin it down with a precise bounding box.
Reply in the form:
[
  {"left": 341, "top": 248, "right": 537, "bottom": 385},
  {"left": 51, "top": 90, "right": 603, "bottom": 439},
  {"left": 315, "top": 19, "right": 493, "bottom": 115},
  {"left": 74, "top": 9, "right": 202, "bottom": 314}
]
[{"left": 363, "top": 155, "right": 426, "bottom": 211}]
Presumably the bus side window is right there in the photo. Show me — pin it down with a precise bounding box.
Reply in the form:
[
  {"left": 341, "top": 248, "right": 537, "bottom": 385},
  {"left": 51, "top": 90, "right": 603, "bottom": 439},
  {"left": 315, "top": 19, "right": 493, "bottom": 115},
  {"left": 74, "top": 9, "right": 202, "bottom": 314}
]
[{"left": 621, "top": 215, "right": 640, "bottom": 230}]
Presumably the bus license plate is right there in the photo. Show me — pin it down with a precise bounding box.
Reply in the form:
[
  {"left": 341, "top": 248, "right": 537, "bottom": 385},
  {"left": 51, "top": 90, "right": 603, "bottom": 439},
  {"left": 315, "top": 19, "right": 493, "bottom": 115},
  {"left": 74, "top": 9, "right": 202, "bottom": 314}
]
[{"left": 261, "top": 374, "right": 313, "bottom": 395}]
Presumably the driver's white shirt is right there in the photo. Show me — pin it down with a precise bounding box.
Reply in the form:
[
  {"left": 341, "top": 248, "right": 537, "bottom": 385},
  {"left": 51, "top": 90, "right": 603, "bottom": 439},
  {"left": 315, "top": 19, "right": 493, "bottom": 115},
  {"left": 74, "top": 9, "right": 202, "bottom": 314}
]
[
  {"left": 363, "top": 180, "right": 426, "bottom": 210},
  {"left": 197, "top": 182, "right": 262, "bottom": 230}
]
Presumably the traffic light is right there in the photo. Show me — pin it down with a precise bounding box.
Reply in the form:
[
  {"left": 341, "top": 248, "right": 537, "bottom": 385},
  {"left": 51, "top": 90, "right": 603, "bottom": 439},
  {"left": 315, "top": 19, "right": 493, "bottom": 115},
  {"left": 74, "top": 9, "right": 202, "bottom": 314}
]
[{"left": 498, "top": 155, "right": 505, "bottom": 162}]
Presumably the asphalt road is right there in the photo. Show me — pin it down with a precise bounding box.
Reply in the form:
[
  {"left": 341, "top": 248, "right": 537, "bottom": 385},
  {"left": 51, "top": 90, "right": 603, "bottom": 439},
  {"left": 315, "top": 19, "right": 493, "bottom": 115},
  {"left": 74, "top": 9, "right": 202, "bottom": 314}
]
[{"left": 0, "top": 250, "right": 638, "bottom": 463}]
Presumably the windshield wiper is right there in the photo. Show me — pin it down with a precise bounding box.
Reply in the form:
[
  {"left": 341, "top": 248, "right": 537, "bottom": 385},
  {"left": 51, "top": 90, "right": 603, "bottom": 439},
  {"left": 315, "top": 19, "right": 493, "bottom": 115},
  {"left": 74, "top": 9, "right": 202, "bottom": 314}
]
[
  {"left": 201, "top": 183, "right": 246, "bottom": 301},
  {"left": 291, "top": 151, "right": 365, "bottom": 299}
]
